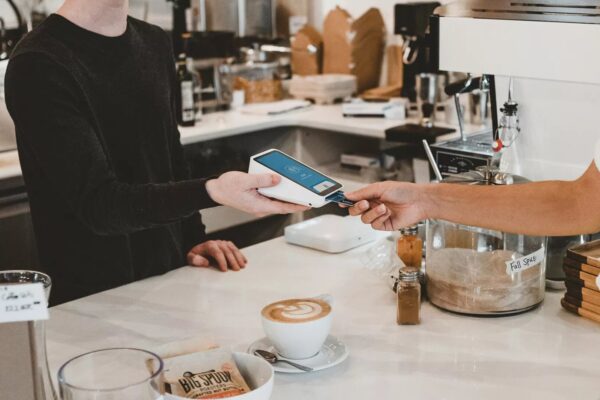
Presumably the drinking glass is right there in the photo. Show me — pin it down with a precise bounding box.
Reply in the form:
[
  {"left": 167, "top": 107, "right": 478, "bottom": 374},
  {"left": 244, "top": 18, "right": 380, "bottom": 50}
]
[
  {"left": 58, "top": 348, "right": 164, "bottom": 400},
  {"left": 0, "top": 270, "right": 57, "bottom": 400}
]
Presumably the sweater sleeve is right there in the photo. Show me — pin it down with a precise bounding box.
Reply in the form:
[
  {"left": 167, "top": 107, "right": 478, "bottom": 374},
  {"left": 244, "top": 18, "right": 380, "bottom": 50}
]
[
  {"left": 162, "top": 31, "right": 216, "bottom": 249},
  {"left": 5, "top": 52, "right": 217, "bottom": 236}
]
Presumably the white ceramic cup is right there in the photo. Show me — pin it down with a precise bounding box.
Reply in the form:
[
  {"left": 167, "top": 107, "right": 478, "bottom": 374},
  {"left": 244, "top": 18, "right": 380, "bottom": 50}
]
[{"left": 261, "top": 295, "right": 333, "bottom": 360}]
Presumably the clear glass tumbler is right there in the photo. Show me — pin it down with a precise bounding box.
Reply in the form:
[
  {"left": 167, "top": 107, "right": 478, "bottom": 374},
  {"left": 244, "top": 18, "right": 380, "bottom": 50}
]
[
  {"left": 58, "top": 348, "right": 163, "bottom": 400},
  {"left": 0, "top": 270, "right": 57, "bottom": 400}
]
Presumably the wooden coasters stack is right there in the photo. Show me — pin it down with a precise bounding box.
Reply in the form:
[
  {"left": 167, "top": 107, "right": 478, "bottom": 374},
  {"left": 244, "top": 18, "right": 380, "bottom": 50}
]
[{"left": 562, "top": 240, "right": 600, "bottom": 324}]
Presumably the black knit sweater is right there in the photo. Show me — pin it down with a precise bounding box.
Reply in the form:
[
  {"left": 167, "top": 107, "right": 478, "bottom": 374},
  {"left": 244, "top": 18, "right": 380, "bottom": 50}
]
[{"left": 5, "top": 14, "right": 217, "bottom": 304}]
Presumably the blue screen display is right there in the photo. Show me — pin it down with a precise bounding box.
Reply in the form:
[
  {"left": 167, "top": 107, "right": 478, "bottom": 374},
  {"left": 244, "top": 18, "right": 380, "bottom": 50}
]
[{"left": 255, "top": 151, "right": 341, "bottom": 195}]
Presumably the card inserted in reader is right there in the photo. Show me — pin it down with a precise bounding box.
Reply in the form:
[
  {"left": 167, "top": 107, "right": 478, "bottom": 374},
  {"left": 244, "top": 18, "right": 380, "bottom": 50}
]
[{"left": 248, "top": 149, "right": 355, "bottom": 208}]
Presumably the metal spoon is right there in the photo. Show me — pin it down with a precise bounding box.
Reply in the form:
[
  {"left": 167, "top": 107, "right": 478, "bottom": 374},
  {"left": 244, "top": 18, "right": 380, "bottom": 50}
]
[{"left": 254, "top": 350, "right": 314, "bottom": 372}]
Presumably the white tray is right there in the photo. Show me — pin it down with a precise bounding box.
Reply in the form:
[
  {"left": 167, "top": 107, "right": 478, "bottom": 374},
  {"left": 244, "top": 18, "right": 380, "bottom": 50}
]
[{"left": 284, "top": 214, "right": 379, "bottom": 253}]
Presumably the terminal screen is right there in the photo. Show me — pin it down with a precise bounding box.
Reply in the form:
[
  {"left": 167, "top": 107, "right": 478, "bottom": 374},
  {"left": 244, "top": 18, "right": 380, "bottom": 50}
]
[{"left": 255, "top": 150, "right": 342, "bottom": 196}]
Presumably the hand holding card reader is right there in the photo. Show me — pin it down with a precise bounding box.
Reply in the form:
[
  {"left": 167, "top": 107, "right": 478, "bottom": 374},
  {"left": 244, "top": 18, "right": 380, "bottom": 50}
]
[{"left": 249, "top": 149, "right": 355, "bottom": 208}]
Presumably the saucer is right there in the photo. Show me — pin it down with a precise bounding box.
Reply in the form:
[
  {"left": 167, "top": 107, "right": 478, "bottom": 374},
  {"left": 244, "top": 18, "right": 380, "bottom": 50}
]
[{"left": 247, "top": 335, "right": 349, "bottom": 374}]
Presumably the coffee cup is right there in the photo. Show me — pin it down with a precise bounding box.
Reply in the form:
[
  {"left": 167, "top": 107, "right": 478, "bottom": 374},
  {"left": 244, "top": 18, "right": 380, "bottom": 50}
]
[{"left": 261, "top": 296, "right": 333, "bottom": 360}]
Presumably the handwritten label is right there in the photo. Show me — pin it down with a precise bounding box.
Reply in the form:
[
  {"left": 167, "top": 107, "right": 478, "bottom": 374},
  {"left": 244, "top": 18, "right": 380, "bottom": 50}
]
[
  {"left": 0, "top": 283, "right": 49, "bottom": 323},
  {"left": 506, "top": 248, "right": 546, "bottom": 275}
]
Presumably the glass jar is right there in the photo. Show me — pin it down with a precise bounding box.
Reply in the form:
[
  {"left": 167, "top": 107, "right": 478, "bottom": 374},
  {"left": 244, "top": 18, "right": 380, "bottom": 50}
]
[
  {"left": 396, "top": 226, "right": 423, "bottom": 268},
  {"left": 426, "top": 220, "right": 546, "bottom": 315},
  {"left": 0, "top": 270, "right": 57, "bottom": 400},
  {"left": 425, "top": 166, "right": 547, "bottom": 316},
  {"left": 58, "top": 348, "right": 163, "bottom": 400},
  {"left": 396, "top": 267, "right": 421, "bottom": 325},
  {"left": 219, "top": 61, "right": 282, "bottom": 104}
]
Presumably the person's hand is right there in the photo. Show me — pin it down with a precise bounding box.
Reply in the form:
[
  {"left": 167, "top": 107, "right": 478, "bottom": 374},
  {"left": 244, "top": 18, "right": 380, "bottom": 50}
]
[
  {"left": 345, "top": 182, "right": 428, "bottom": 231},
  {"left": 206, "top": 172, "right": 309, "bottom": 217},
  {"left": 187, "top": 240, "right": 247, "bottom": 271}
]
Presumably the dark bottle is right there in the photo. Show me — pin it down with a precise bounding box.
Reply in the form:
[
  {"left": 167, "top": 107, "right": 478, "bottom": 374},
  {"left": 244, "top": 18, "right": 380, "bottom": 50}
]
[
  {"left": 181, "top": 33, "right": 202, "bottom": 119},
  {"left": 176, "top": 53, "right": 196, "bottom": 127}
]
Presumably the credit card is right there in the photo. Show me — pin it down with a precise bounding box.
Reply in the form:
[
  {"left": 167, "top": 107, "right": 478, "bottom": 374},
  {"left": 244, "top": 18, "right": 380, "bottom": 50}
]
[{"left": 325, "top": 191, "right": 356, "bottom": 206}]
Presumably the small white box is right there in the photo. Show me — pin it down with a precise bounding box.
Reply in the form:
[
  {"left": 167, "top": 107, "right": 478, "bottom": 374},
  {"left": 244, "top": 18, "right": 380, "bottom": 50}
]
[
  {"left": 289, "top": 74, "right": 357, "bottom": 104},
  {"left": 284, "top": 215, "right": 379, "bottom": 253}
]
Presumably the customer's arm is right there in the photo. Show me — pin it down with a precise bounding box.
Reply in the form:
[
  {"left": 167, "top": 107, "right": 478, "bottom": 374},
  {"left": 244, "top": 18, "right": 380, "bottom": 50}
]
[
  {"left": 6, "top": 54, "right": 304, "bottom": 236},
  {"left": 346, "top": 162, "right": 600, "bottom": 236}
]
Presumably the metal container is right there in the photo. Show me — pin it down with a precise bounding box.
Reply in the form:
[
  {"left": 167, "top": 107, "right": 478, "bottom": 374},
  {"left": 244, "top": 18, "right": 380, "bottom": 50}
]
[
  {"left": 546, "top": 235, "right": 589, "bottom": 289},
  {"left": 203, "top": 0, "right": 274, "bottom": 37},
  {"left": 468, "top": 88, "right": 491, "bottom": 127},
  {"left": 425, "top": 167, "right": 547, "bottom": 315},
  {"left": 415, "top": 73, "right": 439, "bottom": 127}
]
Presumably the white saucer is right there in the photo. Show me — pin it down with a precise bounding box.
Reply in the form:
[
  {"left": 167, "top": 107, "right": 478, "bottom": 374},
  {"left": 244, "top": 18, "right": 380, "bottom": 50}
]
[{"left": 247, "top": 335, "right": 349, "bottom": 374}]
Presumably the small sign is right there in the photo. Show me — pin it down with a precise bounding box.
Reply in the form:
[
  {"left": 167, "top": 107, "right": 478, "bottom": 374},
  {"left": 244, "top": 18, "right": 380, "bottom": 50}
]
[
  {"left": 0, "top": 283, "right": 49, "bottom": 323},
  {"left": 506, "top": 248, "right": 546, "bottom": 275}
]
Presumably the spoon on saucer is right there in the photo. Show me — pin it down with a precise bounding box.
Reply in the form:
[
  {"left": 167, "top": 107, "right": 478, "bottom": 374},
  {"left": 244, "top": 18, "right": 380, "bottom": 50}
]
[{"left": 254, "top": 350, "right": 314, "bottom": 372}]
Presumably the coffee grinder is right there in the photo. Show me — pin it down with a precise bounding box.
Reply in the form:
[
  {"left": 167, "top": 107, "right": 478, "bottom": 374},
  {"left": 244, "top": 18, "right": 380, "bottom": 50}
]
[
  {"left": 394, "top": 2, "right": 441, "bottom": 102},
  {"left": 385, "top": 2, "right": 456, "bottom": 144},
  {"left": 385, "top": 2, "right": 455, "bottom": 164}
]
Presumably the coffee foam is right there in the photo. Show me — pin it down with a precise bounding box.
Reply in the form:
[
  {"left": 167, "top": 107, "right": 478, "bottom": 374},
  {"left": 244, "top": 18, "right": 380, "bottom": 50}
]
[{"left": 262, "top": 298, "right": 331, "bottom": 323}]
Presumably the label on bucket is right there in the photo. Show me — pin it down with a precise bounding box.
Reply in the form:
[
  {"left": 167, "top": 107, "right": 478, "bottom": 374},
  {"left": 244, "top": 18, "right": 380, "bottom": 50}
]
[
  {"left": 0, "top": 283, "right": 48, "bottom": 323},
  {"left": 505, "top": 248, "right": 545, "bottom": 275}
]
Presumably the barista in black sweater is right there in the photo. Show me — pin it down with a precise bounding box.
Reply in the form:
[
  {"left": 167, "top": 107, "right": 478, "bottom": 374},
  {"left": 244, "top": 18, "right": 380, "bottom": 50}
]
[{"left": 5, "top": 0, "right": 305, "bottom": 304}]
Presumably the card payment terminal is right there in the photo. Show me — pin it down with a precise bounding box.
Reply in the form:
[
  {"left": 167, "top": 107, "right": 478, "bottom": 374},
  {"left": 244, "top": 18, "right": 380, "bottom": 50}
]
[{"left": 248, "top": 149, "right": 355, "bottom": 208}]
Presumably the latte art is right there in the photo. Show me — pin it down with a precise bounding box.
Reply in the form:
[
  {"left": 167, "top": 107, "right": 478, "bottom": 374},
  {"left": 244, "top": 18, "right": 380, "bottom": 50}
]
[
  {"left": 262, "top": 298, "right": 331, "bottom": 323},
  {"left": 276, "top": 302, "right": 322, "bottom": 320}
]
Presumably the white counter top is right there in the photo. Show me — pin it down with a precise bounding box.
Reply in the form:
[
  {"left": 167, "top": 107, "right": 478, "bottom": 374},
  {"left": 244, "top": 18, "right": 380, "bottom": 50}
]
[
  {"left": 47, "top": 237, "right": 600, "bottom": 400},
  {"left": 180, "top": 104, "right": 463, "bottom": 144},
  {"left": 179, "top": 105, "right": 409, "bottom": 144}
]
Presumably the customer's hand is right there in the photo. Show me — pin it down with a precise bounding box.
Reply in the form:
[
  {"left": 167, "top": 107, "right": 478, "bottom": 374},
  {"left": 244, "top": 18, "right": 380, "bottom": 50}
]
[
  {"left": 345, "top": 182, "right": 428, "bottom": 231},
  {"left": 187, "top": 240, "right": 247, "bottom": 271},
  {"left": 206, "top": 172, "right": 309, "bottom": 217}
]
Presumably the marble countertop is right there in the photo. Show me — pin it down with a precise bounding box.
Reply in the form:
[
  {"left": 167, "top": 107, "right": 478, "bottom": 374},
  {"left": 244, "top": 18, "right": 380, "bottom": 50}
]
[
  {"left": 178, "top": 104, "right": 463, "bottom": 145},
  {"left": 47, "top": 236, "right": 600, "bottom": 400}
]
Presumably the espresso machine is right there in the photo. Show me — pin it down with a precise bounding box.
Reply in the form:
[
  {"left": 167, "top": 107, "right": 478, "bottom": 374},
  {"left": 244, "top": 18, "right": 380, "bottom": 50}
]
[
  {"left": 432, "top": 0, "right": 600, "bottom": 287},
  {"left": 433, "top": 0, "right": 599, "bottom": 181},
  {"left": 430, "top": 74, "right": 497, "bottom": 175}
]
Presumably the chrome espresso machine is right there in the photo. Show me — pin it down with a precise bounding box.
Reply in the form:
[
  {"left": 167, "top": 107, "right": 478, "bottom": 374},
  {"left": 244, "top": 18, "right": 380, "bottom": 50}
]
[
  {"left": 427, "top": 0, "right": 600, "bottom": 300},
  {"left": 431, "top": 0, "right": 600, "bottom": 181}
]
